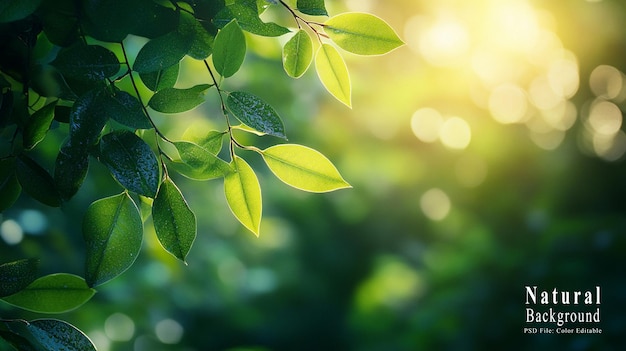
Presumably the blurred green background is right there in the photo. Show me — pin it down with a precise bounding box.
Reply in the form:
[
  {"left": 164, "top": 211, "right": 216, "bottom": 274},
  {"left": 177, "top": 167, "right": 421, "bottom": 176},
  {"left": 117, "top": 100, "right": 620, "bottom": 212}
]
[{"left": 2, "top": 0, "right": 626, "bottom": 350}]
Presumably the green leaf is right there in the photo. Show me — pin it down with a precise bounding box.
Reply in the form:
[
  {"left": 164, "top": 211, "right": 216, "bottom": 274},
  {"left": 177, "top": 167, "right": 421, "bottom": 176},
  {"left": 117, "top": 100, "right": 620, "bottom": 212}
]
[
  {"left": 99, "top": 131, "right": 160, "bottom": 198},
  {"left": 297, "top": 0, "right": 327, "bottom": 16},
  {"left": 324, "top": 13, "right": 405, "bottom": 55},
  {"left": 0, "top": 158, "right": 21, "bottom": 213},
  {"left": 51, "top": 44, "right": 120, "bottom": 81},
  {"left": 152, "top": 178, "right": 197, "bottom": 262},
  {"left": 1, "top": 274, "right": 95, "bottom": 313},
  {"left": 170, "top": 141, "right": 231, "bottom": 180},
  {"left": 148, "top": 84, "right": 211, "bottom": 113},
  {"left": 15, "top": 155, "right": 61, "bottom": 207},
  {"left": 140, "top": 64, "right": 179, "bottom": 92},
  {"left": 283, "top": 29, "right": 313, "bottom": 78},
  {"left": 83, "top": 193, "right": 143, "bottom": 287},
  {"left": 133, "top": 31, "right": 191, "bottom": 73},
  {"left": 69, "top": 88, "right": 109, "bottom": 147},
  {"left": 262, "top": 144, "right": 351, "bottom": 192},
  {"left": 224, "top": 156, "right": 262, "bottom": 236},
  {"left": 104, "top": 87, "right": 152, "bottom": 129},
  {"left": 226, "top": 91, "right": 286, "bottom": 138},
  {"left": 315, "top": 43, "right": 351, "bottom": 107},
  {"left": 0, "top": 259, "right": 39, "bottom": 298},
  {"left": 39, "top": 0, "right": 80, "bottom": 47},
  {"left": 0, "top": 0, "right": 43, "bottom": 23},
  {"left": 179, "top": 11, "right": 215, "bottom": 60},
  {"left": 215, "top": 2, "right": 290, "bottom": 37},
  {"left": 54, "top": 141, "right": 89, "bottom": 201},
  {"left": 181, "top": 129, "right": 225, "bottom": 155},
  {"left": 23, "top": 101, "right": 57, "bottom": 150},
  {"left": 213, "top": 20, "right": 246, "bottom": 78},
  {"left": 2, "top": 318, "right": 96, "bottom": 351}
]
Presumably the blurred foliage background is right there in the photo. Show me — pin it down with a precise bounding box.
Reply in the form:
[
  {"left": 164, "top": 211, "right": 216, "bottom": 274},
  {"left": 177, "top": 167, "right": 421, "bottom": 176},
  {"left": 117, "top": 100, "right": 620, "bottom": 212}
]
[{"left": 2, "top": 0, "right": 626, "bottom": 350}]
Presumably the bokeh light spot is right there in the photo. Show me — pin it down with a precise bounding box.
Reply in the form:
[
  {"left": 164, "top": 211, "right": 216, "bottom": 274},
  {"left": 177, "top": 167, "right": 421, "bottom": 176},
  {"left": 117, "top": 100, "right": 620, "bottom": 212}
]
[
  {"left": 17, "top": 209, "right": 48, "bottom": 235},
  {"left": 411, "top": 108, "right": 444, "bottom": 143},
  {"left": 488, "top": 83, "right": 528, "bottom": 124},
  {"left": 420, "top": 188, "right": 451, "bottom": 221},
  {"left": 417, "top": 15, "right": 470, "bottom": 67},
  {"left": 547, "top": 55, "right": 579, "bottom": 99},
  {"left": 587, "top": 100, "right": 622, "bottom": 135},
  {"left": 1, "top": 219, "right": 24, "bottom": 245},
  {"left": 440, "top": 117, "right": 471, "bottom": 150},
  {"left": 104, "top": 313, "right": 135, "bottom": 342},
  {"left": 155, "top": 319, "right": 184, "bottom": 344},
  {"left": 589, "top": 65, "right": 624, "bottom": 100},
  {"left": 593, "top": 131, "right": 626, "bottom": 161}
]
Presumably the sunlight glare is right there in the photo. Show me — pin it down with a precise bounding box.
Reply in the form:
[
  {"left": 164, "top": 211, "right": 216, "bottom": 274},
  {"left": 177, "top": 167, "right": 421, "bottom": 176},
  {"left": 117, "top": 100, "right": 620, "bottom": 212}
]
[
  {"left": 417, "top": 15, "right": 470, "bottom": 67},
  {"left": 547, "top": 54, "right": 579, "bottom": 99},
  {"left": 488, "top": 83, "right": 528, "bottom": 124},
  {"left": 411, "top": 108, "right": 444, "bottom": 143}
]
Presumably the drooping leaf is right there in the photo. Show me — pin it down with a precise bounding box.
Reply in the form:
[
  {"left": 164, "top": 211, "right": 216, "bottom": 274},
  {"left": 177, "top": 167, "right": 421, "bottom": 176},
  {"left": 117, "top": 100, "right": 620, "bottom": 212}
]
[
  {"left": 98, "top": 131, "right": 160, "bottom": 198},
  {"left": 83, "top": 193, "right": 143, "bottom": 287},
  {"left": 213, "top": 20, "right": 246, "bottom": 78},
  {"left": 54, "top": 141, "right": 89, "bottom": 201},
  {"left": 261, "top": 144, "right": 351, "bottom": 192},
  {"left": 315, "top": 43, "right": 351, "bottom": 107},
  {"left": 214, "top": 2, "right": 290, "bottom": 37},
  {"left": 224, "top": 156, "right": 262, "bottom": 236},
  {"left": 2, "top": 319, "right": 96, "bottom": 351},
  {"left": 0, "top": 0, "right": 43, "bottom": 23},
  {"left": 324, "top": 13, "right": 405, "bottom": 55},
  {"left": 140, "top": 64, "right": 179, "bottom": 92},
  {"left": 179, "top": 11, "right": 214, "bottom": 60},
  {"left": 283, "top": 29, "right": 313, "bottom": 78},
  {"left": 0, "top": 158, "right": 21, "bottom": 213},
  {"left": 226, "top": 91, "right": 286, "bottom": 138},
  {"left": 152, "top": 178, "right": 197, "bottom": 262},
  {"left": 51, "top": 44, "right": 120, "bottom": 81},
  {"left": 1, "top": 274, "right": 95, "bottom": 313},
  {"left": 104, "top": 87, "right": 152, "bottom": 129},
  {"left": 181, "top": 129, "right": 225, "bottom": 155},
  {"left": 23, "top": 101, "right": 57, "bottom": 150},
  {"left": 169, "top": 141, "right": 231, "bottom": 180},
  {"left": 133, "top": 31, "right": 191, "bottom": 74},
  {"left": 148, "top": 84, "right": 211, "bottom": 113},
  {"left": 297, "top": 0, "right": 327, "bottom": 16},
  {"left": 69, "top": 87, "right": 109, "bottom": 147},
  {"left": 0, "top": 259, "right": 39, "bottom": 298},
  {"left": 15, "top": 155, "right": 61, "bottom": 207}
]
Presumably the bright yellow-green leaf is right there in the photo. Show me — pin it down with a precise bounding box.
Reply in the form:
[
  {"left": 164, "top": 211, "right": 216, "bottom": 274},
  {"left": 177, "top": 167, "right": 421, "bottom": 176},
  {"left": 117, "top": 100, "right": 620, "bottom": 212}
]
[
  {"left": 224, "top": 156, "right": 262, "bottom": 237},
  {"left": 283, "top": 29, "right": 313, "bottom": 78},
  {"left": 324, "top": 13, "right": 404, "bottom": 55},
  {"left": 315, "top": 43, "right": 351, "bottom": 107},
  {"left": 261, "top": 144, "right": 351, "bottom": 193}
]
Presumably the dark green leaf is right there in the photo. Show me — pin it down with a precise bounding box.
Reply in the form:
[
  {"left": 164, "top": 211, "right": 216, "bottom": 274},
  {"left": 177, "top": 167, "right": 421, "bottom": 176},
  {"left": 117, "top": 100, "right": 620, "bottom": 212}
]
[
  {"left": 104, "top": 87, "right": 152, "bottom": 129},
  {"left": 1, "top": 274, "right": 95, "bottom": 313},
  {"left": 179, "top": 11, "right": 214, "bottom": 60},
  {"left": 54, "top": 141, "right": 89, "bottom": 201},
  {"left": 30, "top": 64, "right": 77, "bottom": 100},
  {"left": 226, "top": 91, "right": 286, "bottom": 138},
  {"left": 2, "top": 318, "right": 96, "bottom": 351},
  {"left": 148, "top": 84, "right": 211, "bottom": 113},
  {"left": 0, "top": 91, "right": 14, "bottom": 128},
  {"left": 297, "top": 0, "right": 327, "bottom": 16},
  {"left": 213, "top": 20, "right": 246, "bottom": 78},
  {"left": 169, "top": 141, "right": 231, "bottom": 180},
  {"left": 0, "top": 259, "right": 39, "bottom": 298},
  {"left": 133, "top": 31, "right": 190, "bottom": 74},
  {"left": 40, "top": 0, "right": 80, "bottom": 46},
  {"left": 152, "top": 178, "right": 196, "bottom": 262},
  {"left": 51, "top": 44, "right": 120, "bottom": 82},
  {"left": 215, "top": 3, "right": 290, "bottom": 37},
  {"left": 99, "top": 130, "right": 160, "bottom": 197},
  {"left": 83, "top": 193, "right": 143, "bottom": 287},
  {"left": 129, "top": 0, "right": 178, "bottom": 39},
  {"left": 53, "top": 105, "right": 70, "bottom": 123},
  {"left": 0, "top": 0, "right": 42, "bottom": 23},
  {"left": 0, "top": 158, "right": 21, "bottom": 213},
  {"left": 69, "top": 88, "right": 109, "bottom": 147},
  {"left": 15, "top": 155, "right": 61, "bottom": 207},
  {"left": 140, "top": 64, "right": 179, "bottom": 92},
  {"left": 23, "top": 101, "right": 57, "bottom": 150}
]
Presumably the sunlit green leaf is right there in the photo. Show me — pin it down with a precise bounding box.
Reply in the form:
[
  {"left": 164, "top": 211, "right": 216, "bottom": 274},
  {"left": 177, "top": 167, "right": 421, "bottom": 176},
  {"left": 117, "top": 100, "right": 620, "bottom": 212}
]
[
  {"left": 104, "top": 87, "right": 152, "bottom": 129},
  {"left": 182, "top": 129, "right": 225, "bottom": 155},
  {"left": 54, "top": 141, "right": 89, "bottom": 201},
  {"left": 283, "top": 29, "right": 313, "bottom": 78},
  {"left": 215, "top": 2, "right": 290, "bottom": 37},
  {"left": 15, "top": 155, "right": 61, "bottom": 207},
  {"left": 99, "top": 131, "right": 160, "bottom": 198},
  {"left": 23, "top": 101, "right": 57, "bottom": 150},
  {"left": 315, "top": 43, "right": 351, "bottom": 107},
  {"left": 153, "top": 178, "right": 197, "bottom": 262},
  {"left": 224, "top": 156, "right": 262, "bottom": 236},
  {"left": 133, "top": 31, "right": 191, "bottom": 73},
  {"left": 51, "top": 44, "right": 120, "bottom": 81},
  {"left": 169, "top": 141, "right": 231, "bottom": 180},
  {"left": 324, "top": 13, "right": 405, "bottom": 55},
  {"left": 262, "top": 144, "right": 351, "bottom": 192},
  {"left": 83, "top": 193, "right": 143, "bottom": 287},
  {"left": 213, "top": 20, "right": 246, "bottom": 78},
  {"left": 0, "top": 259, "right": 39, "bottom": 298},
  {"left": 0, "top": 0, "right": 43, "bottom": 23},
  {"left": 1, "top": 274, "right": 95, "bottom": 313},
  {"left": 148, "top": 84, "right": 212, "bottom": 113},
  {"left": 2, "top": 319, "right": 96, "bottom": 351},
  {"left": 0, "top": 158, "right": 21, "bottom": 213},
  {"left": 226, "top": 91, "right": 286, "bottom": 138},
  {"left": 297, "top": 0, "right": 327, "bottom": 16},
  {"left": 140, "top": 64, "right": 179, "bottom": 92}
]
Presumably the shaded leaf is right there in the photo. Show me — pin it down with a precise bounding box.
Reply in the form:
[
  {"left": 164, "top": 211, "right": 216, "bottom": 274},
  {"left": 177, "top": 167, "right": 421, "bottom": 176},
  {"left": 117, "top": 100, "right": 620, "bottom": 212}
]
[
  {"left": 283, "top": 29, "right": 313, "bottom": 78},
  {"left": 262, "top": 144, "right": 351, "bottom": 192},
  {"left": 83, "top": 193, "right": 143, "bottom": 287},
  {"left": 105, "top": 87, "right": 152, "bottom": 129},
  {"left": 2, "top": 318, "right": 96, "bottom": 351},
  {"left": 39, "top": 0, "right": 80, "bottom": 47},
  {"left": 23, "top": 101, "right": 57, "bottom": 150},
  {"left": 54, "top": 141, "right": 89, "bottom": 201},
  {"left": 140, "top": 63, "right": 179, "bottom": 92},
  {"left": 224, "top": 156, "right": 262, "bottom": 236},
  {"left": 179, "top": 11, "right": 214, "bottom": 60},
  {"left": 148, "top": 84, "right": 211, "bottom": 113},
  {"left": 99, "top": 131, "right": 160, "bottom": 198},
  {"left": 297, "top": 0, "right": 327, "bottom": 16},
  {"left": 152, "top": 178, "right": 197, "bottom": 262},
  {"left": 226, "top": 91, "right": 286, "bottom": 138},
  {"left": 1, "top": 274, "right": 95, "bottom": 313},
  {"left": 0, "top": 259, "right": 39, "bottom": 298},
  {"left": 133, "top": 31, "right": 190, "bottom": 73},
  {"left": 169, "top": 141, "right": 231, "bottom": 180},
  {"left": 213, "top": 20, "right": 246, "bottom": 78},
  {"left": 15, "top": 155, "right": 61, "bottom": 207},
  {"left": 51, "top": 44, "right": 120, "bottom": 81},
  {"left": 0, "top": 0, "right": 43, "bottom": 23},
  {"left": 215, "top": 2, "right": 290, "bottom": 37},
  {"left": 0, "top": 158, "right": 21, "bottom": 213},
  {"left": 69, "top": 88, "right": 109, "bottom": 147},
  {"left": 315, "top": 43, "right": 351, "bottom": 107},
  {"left": 324, "top": 13, "right": 404, "bottom": 55}
]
